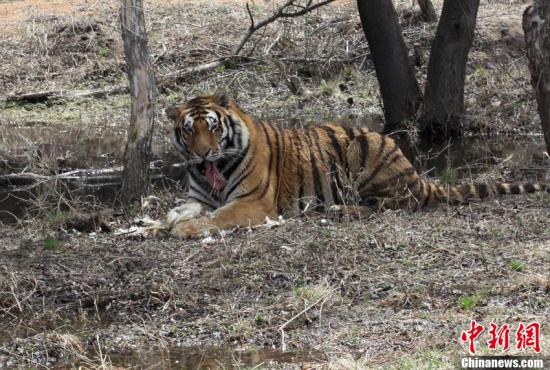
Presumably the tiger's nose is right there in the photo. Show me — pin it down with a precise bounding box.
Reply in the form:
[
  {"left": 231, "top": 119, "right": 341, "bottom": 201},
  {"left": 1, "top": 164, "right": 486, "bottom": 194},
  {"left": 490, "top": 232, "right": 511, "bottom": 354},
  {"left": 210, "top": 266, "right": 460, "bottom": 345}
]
[{"left": 197, "top": 148, "right": 212, "bottom": 159}]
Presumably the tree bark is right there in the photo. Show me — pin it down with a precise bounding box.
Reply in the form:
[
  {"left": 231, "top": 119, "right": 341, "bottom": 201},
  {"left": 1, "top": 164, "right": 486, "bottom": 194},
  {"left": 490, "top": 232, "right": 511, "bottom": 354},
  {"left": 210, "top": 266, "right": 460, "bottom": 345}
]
[
  {"left": 417, "top": 0, "right": 437, "bottom": 23},
  {"left": 420, "top": 0, "right": 479, "bottom": 139},
  {"left": 523, "top": 1, "right": 550, "bottom": 155},
  {"left": 119, "top": 0, "right": 156, "bottom": 204},
  {"left": 356, "top": 0, "right": 422, "bottom": 133}
]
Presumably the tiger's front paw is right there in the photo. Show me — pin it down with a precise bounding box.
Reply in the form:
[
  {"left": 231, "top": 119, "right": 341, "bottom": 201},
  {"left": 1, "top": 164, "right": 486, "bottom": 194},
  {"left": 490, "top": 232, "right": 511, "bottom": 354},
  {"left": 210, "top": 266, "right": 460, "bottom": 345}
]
[
  {"left": 171, "top": 217, "right": 217, "bottom": 239},
  {"left": 139, "top": 218, "right": 171, "bottom": 238}
]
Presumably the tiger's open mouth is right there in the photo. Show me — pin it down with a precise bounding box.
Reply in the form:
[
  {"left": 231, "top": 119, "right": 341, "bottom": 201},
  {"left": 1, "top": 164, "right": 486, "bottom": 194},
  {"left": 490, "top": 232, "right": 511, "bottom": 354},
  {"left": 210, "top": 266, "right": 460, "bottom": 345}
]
[{"left": 197, "top": 160, "right": 227, "bottom": 191}]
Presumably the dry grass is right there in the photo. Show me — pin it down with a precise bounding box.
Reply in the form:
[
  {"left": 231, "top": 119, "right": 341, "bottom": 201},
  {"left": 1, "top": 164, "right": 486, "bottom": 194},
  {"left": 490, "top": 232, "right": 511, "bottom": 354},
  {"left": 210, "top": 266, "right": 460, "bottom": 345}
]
[
  {"left": 1, "top": 192, "right": 549, "bottom": 367},
  {"left": 0, "top": 0, "right": 549, "bottom": 368}
]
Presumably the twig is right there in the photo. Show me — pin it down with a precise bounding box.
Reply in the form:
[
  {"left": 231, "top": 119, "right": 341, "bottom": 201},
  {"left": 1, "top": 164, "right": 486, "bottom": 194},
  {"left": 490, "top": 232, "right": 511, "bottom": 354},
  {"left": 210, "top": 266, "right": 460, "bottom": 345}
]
[
  {"left": 235, "top": 0, "right": 335, "bottom": 56},
  {"left": 163, "top": 0, "right": 335, "bottom": 80},
  {"left": 160, "top": 59, "right": 225, "bottom": 80},
  {"left": 279, "top": 293, "right": 330, "bottom": 351},
  {"left": 183, "top": 249, "right": 201, "bottom": 262},
  {"left": 152, "top": 42, "right": 167, "bottom": 65}
]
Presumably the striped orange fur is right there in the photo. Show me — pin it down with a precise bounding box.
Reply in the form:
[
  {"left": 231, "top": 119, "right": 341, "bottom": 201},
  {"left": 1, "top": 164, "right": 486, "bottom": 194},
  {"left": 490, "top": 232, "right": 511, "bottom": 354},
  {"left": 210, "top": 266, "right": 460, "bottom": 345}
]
[{"left": 163, "top": 90, "right": 548, "bottom": 238}]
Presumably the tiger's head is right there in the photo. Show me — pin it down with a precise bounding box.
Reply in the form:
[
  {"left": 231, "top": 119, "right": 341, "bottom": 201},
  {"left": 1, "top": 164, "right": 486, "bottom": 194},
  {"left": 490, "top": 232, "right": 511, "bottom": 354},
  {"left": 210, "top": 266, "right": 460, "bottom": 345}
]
[{"left": 166, "top": 90, "right": 249, "bottom": 190}]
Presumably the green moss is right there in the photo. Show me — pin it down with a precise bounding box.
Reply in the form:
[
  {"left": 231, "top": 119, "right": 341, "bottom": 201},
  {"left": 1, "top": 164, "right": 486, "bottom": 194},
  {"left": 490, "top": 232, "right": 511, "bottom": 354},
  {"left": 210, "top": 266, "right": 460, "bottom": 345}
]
[
  {"left": 510, "top": 260, "right": 524, "bottom": 272},
  {"left": 457, "top": 290, "right": 487, "bottom": 310},
  {"left": 43, "top": 238, "right": 59, "bottom": 251}
]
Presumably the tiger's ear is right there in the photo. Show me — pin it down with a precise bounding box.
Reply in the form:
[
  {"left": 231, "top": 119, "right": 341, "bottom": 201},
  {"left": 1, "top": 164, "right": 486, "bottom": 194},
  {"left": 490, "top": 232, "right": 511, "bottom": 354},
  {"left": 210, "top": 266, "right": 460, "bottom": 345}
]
[
  {"left": 165, "top": 106, "right": 181, "bottom": 122},
  {"left": 212, "top": 89, "right": 229, "bottom": 107}
]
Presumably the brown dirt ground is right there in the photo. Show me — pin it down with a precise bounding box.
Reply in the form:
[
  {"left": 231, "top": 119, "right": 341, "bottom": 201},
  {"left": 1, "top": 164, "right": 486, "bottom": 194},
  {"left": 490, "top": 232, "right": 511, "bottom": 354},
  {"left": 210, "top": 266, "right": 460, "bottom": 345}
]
[{"left": 0, "top": 0, "right": 549, "bottom": 369}]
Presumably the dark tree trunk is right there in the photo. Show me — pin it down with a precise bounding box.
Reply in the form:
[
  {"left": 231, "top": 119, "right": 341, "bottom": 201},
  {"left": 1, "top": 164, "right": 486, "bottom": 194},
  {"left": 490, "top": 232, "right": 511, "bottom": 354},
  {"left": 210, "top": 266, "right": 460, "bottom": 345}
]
[
  {"left": 523, "top": 2, "right": 550, "bottom": 155},
  {"left": 421, "top": 0, "right": 479, "bottom": 139},
  {"left": 417, "top": 0, "right": 437, "bottom": 23},
  {"left": 357, "top": 0, "right": 422, "bottom": 133},
  {"left": 118, "top": 0, "right": 156, "bottom": 204}
]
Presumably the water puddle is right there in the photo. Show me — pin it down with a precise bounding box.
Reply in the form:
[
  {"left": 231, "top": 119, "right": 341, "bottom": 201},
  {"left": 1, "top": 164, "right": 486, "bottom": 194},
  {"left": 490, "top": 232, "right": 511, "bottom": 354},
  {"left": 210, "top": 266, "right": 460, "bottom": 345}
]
[
  {"left": 397, "top": 135, "right": 548, "bottom": 179},
  {"left": 107, "top": 346, "right": 326, "bottom": 369},
  {"left": 0, "top": 124, "right": 177, "bottom": 223}
]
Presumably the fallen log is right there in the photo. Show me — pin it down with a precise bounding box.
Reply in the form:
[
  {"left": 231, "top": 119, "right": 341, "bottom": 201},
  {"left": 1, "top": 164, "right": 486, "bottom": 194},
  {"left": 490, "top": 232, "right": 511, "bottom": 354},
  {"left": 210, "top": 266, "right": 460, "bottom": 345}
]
[
  {"left": 4, "top": 84, "right": 128, "bottom": 104},
  {"left": 0, "top": 161, "right": 185, "bottom": 192}
]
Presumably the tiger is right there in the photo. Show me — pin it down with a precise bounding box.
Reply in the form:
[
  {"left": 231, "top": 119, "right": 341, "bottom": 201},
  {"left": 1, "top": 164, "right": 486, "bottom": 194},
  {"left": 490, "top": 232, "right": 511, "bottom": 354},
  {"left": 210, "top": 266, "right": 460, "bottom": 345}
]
[{"left": 159, "top": 90, "right": 548, "bottom": 238}]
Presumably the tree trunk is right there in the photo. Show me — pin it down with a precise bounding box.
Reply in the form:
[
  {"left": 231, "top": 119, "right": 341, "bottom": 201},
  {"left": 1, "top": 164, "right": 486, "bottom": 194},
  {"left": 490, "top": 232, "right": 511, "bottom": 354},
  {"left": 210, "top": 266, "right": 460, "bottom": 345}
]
[
  {"left": 417, "top": 0, "right": 437, "bottom": 23},
  {"left": 523, "top": 2, "right": 550, "bottom": 156},
  {"left": 421, "top": 0, "right": 479, "bottom": 139},
  {"left": 356, "top": 0, "right": 422, "bottom": 133},
  {"left": 118, "top": 0, "right": 156, "bottom": 204}
]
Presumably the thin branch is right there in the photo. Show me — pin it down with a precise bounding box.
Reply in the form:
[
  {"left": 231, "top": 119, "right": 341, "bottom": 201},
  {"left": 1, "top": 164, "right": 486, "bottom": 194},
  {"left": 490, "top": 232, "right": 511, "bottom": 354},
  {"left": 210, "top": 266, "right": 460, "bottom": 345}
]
[
  {"left": 279, "top": 293, "right": 330, "bottom": 351},
  {"left": 234, "top": 0, "right": 335, "bottom": 56},
  {"left": 162, "top": 0, "right": 336, "bottom": 81},
  {"left": 246, "top": 2, "right": 255, "bottom": 29}
]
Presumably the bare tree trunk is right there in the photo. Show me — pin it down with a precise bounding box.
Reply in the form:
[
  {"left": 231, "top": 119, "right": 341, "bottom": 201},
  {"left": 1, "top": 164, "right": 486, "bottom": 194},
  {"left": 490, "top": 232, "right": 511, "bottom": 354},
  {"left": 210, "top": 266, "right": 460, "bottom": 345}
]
[
  {"left": 421, "top": 0, "right": 479, "bottom": 139},
  {"left": 523, "top": 1, "right": 550, "bottom": 155},
  {"left": 417, "top": 0, "right": 437, "bottom": 23},
  {"left": 356, "top": 0, "right": 422, "bottom": 133},
  {"left": 119, "top": 0, "right": 155, "bottom": 204}
]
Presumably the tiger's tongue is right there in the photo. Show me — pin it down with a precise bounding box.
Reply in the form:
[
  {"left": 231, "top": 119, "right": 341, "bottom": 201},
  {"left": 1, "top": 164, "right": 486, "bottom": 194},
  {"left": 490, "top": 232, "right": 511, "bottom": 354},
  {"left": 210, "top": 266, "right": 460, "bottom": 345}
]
[{"left": 205, "top": 162, "right": 227, "bottom": 190}]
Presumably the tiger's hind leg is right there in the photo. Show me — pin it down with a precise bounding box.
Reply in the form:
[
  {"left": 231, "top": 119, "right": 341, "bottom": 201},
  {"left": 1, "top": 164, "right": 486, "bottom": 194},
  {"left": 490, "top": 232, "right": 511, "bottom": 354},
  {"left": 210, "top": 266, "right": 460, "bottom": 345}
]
[{"left": 345, "top": 132, "right": 425, "bottom": 212}]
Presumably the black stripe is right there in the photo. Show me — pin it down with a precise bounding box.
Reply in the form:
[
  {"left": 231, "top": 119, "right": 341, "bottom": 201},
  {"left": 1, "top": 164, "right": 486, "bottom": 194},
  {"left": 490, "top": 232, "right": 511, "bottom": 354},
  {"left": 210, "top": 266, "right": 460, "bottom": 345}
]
[
  {"left": 358, "top": 134, "right": 369, "bottom": 165},
  {"left": 224, "top": 140, "right": 256, "bottom": 199},
  {"left": 321, "top": 126, "right": 345, "bottom": 165},
  {"left": 477, "top": 183, "right": 489, "bottom": 198},
  {"left": 407, "top": 178, "right": 420, "bottom": 192},
  {"left": 359, "top": 146, "right": 399, "bottom": 190},
  {"left": 310, "top": 156, "right": 324, "bottom": 209},
  {"left": 310, "top": 130, "right": 326, "bottom": 208},
  {"left": 330, "top": 161, "right": 341, "bottom": 204},
  {"left": 228, "top": 116, "right": 238, "bottom": 148},
  {"left": 510, "top": 184, "right": 521, "bottom": 194},
  {"left": 524, "top": 183, "right": 535, "bottom": 193},
  {"left": 188, "top": 195, "right": 216, "bottom": 209},
  {"left": 189, "top": 185, "right": 217, "bottom": 207},
  {"left": 174, "top": 127, "right": 186, "bottom": 149},
  {"left": 344, "top": 127, "right": 356, "bottom": 141},
  {"left": 368, "top": 167, "right": 417, "bottom": 194},
  {"left": 257, "top": 122, "right": 274, "bottom": 200},
  {"left": 375, "top": 136, "right": 387, "bottom": 161},
  {"left": 225, "top": 160, "right": 256, "bottom": 200},
  {"left": 222, "top": 143, "right": 249, "bottom": 178},
  {"left": 269, "top": 123, "right": 283, "bottom": 204},
  {"left": 294, "top": 136, "right": 306, "bottom": 211},
  {"left": 422, "top": 182, "right": 431, "bottom": 208}
]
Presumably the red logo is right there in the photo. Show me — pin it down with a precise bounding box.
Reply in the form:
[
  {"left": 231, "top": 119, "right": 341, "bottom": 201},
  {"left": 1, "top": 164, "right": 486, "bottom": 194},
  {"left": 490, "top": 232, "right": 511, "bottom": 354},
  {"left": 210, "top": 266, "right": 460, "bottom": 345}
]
[
  {"left": 516, "top": 322, "right": 541, "bottom": 353},
  {"left": 487, "top": 322, "right": 510, "bottom": 351},
  {"left": 461, "top": 320, "right": 485, "bottom": 354},
  {"left": 461, "top": 321, "right": 542, "bottom": 354}
]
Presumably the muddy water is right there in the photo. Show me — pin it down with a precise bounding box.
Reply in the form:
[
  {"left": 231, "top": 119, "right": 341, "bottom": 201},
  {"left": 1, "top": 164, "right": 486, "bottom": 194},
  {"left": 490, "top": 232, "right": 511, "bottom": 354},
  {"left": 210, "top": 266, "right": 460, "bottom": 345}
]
[
  {"left": 0, "top": 122, "right": 548, "bottom": 223},
  {"left": 0, "top": 124, "right": 177, "bottom": 223},
  {"left": 108, "top": 346, "right": 326, "bottom": 369}
]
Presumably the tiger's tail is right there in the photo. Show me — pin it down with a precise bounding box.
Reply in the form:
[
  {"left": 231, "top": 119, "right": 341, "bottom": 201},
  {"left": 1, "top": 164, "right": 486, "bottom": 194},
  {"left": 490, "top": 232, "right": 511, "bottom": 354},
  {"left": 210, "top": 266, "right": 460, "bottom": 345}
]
[{"left": 412, "top": 180, "right": 549, "bottom": 209}]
